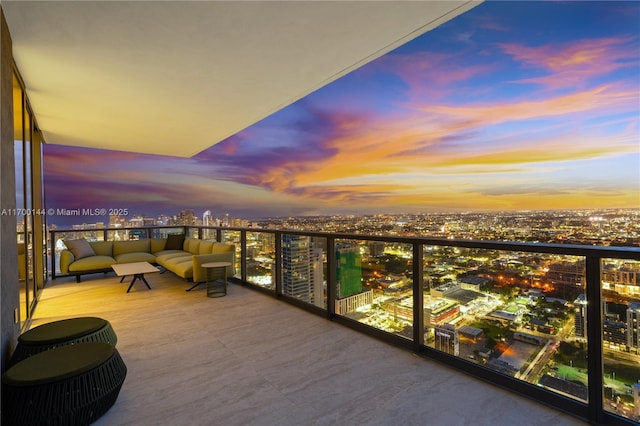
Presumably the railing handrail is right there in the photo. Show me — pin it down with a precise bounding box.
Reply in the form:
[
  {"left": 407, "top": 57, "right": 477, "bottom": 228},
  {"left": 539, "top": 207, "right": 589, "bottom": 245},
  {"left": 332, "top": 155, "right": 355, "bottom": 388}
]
[{"left": 50, "top": 224, "right": 640, "bottom": 260}]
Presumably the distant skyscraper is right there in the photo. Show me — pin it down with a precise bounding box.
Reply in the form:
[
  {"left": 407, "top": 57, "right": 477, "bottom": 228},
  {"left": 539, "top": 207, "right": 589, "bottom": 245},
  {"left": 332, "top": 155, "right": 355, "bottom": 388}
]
[
  {"left": 282, "top": 235, "right": 323, "bottom": 307},
  {"left": 434, "top": 324, "right": 459, "bottom": 356},
  {"left": 177, "top": 209, "right": 197, "bottom": 225},
  {"left": 336, "top": 243, "right": 362, "bottom": 298},
  {"left": 310, "top": 248, "right": 324, "bottom": 308},
  {"left": 368, "top": 241, "right": 385, "bottom": 257},
  {"left": 627, "top": 302, "right": 640, "bottom": 351},
  {"left": 574, "top": 294, "right": 587, "bottom": 338},
  {"left": 202, "top": 210, "right": 214, "bottom": 226}
]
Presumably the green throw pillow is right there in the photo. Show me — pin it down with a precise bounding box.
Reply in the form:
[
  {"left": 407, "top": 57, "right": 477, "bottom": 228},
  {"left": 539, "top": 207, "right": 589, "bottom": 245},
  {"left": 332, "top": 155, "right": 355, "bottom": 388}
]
[{"left": 64, "top": 238, "right": 96, "bottom": 260}]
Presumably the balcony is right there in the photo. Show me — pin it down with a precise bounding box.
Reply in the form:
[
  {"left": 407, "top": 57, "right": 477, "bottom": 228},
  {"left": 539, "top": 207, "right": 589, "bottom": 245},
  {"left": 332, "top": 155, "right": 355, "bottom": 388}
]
[{"left": 46, "top": 225, "right": 640, "bottom": 424}]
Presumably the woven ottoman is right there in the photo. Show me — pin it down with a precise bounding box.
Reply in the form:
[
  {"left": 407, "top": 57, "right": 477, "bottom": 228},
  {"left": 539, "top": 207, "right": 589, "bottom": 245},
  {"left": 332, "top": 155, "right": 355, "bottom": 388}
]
[
  {"left": 11, "top": 317, "right": 117, "bottom": 365},
  {"left": 2, "top": 342, "right": 127, "bottom": 426}
]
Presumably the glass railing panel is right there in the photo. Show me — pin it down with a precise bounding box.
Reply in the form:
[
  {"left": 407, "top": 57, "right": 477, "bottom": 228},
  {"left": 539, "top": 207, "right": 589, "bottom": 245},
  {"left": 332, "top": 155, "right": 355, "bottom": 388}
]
[
  {"left": 106, "top": 228, "right": 146, "bottom": 240},
  {"left": 423, "top": 246, "right": 587, "bottom": 400},
  {"left": 335, "top": 239, "right": 413, "bottom": 340},
  {"left": 220, "top": 230, "right": 241, "bottom": 278},
  {"left": 200, "top": 227, "right": 218, "bottom": 240},
  {"left": 247, "top": 230, "right": 275, "bottom": 291},
  {"left": 149, "top": 227, "right": 185, "bottom": 239},
  {"left": 281, "top": 234, "right": 327, "bottom": 309},
  {"left": 53, "top": 230, "right": 104, "bottom": 242},
  {"left": 602, "top": 258, "right": 640, "bottom": 421},
  {"left": 51, "top": 231, "right": 104, "bottom": 274}
]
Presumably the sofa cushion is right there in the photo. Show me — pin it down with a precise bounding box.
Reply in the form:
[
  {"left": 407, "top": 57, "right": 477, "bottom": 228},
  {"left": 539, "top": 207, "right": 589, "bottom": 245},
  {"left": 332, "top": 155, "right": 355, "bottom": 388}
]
[
  {"left": 150, "top": 238, "right": 167, "bottom": 254},
  {"left": 212, "top": 243, "right": 233, "bottom": 254},
  {"left": 113, "top": 240, "right": 151, "bottom": 256},
  {"left": 165, "top": 234, "right": 185, "bottom": 250},
  {"left": 64, "top": 239, "right": 96, "bottom": 260},
  {"left": 164, "top": 257, "right": 194, "bottom": 279},
  {"left": 155, "top": 252, "right": 190, "bottom": 267},
  {"left": 153, "top": 249, "right": 186, "bottom": 259},
  {"left": 68, "top": 256, "right": 116, "bottom": 272},
  {"left": 90, "top": 241, "right": 114, "bottom": 257},
  {"left": 115, "top": 252, "right": 156, "bottom": 264},
  {"left": 198, "top": 241, "right": 214, "bottom": 254},
  {"left": 187, "top": 239, "right": 200, "bottom": 255}
]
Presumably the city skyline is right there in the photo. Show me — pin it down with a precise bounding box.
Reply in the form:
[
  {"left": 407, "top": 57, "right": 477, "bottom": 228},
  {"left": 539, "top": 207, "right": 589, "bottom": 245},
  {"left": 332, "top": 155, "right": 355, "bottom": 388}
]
[{"left": 43, "top": 2, "right": 640, "bottom": 226}]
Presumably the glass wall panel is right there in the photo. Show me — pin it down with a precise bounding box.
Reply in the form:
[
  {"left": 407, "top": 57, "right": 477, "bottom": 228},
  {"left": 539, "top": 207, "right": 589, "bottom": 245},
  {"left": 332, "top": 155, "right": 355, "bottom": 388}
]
[
  {"left": 601, "top": 258, "right": 640, "bottom": 421},
  {"left": 13, "top": 72, "right": 47, "bottom": 323},
  {"left": 422, "top": 246, "right": 587, "bottom": 400},
  {"left": 280, "top": 234, "right": 326, "bottom": 309},
  {"left": 246, "top": 231, "right": 275, "bottom": 290},
  {"left": 220, "top": 230, "right": 241, "bottom": 278},
  {"left": 24, "top": 112, "right": 36, "bottom": 309},
  {"left": 38, "top": 142, "right": 47, "bottom": 286},
  {"left": 335, "top": 239, "right": 413, "bottom": 340},
  {"left": 13, "top": 74, "right": 26, "bottom": 325}
]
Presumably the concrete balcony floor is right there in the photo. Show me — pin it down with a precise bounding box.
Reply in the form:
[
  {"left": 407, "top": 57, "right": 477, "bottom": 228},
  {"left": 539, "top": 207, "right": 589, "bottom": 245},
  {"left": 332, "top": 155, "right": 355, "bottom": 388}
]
[{"left": 28, "top": 271, "right": 586, "bottom": 426}]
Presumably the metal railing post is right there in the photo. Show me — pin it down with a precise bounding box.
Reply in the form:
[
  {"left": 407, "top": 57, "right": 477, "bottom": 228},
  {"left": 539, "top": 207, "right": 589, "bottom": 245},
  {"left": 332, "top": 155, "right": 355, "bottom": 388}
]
[
  {"left": 50, "top": 230, "right": 57, "bottom": 279},
  {"left": 413, "top": 242, "right": 424, "bottom": 350},
  {"left": 327, "top": 236, "right": 336, "bottom": 319},
  {"left": 586, "top": 255, "right": 604, "bottom": 424},
  {"left": 275, "top": 231, "right": 282, "bottom": 296},
  {"left": 240, "top": 230, "right": 247, "bottom": 282}
]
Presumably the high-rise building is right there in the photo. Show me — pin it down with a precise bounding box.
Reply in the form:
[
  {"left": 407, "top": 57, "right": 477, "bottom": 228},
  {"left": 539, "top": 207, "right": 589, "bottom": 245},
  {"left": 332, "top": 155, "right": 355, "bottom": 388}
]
[
  {"left": 547, "top": 261, "right": 585, "bottom": 288},
  {"left": 574, "top": 294, "right": 587, "bottom": 338},
  {"left": 368, "top": 241, "right": 385, "bottom": 257},
  {"left": 310, "top": 248, "right": 324, "bottom": 309},
  {"left": 603, "top": 264, "right": 640, "bottom": 296},
  {"left": 202, "top": 210, "right": 214, "bottom": 226},
  {"left": 336, "top": 243, "right": 362, "bottom": 298},
  {"left": 434, "top": 324, "right": 459, "bottom": 356},
  {"left": 603, "top": 318, "right": 627, "bottom": 348},
  {"left": 627, "top": 302, "right": 640, "bottom": 351},
  {"left": 282, "top": 235, "right": 323, "bottom": 307},
  {"left": 109, "top": 214, "right": 125, "bottom": 228},
  {"left": 176, "top": 209, "right": 197, "bottom": 225}
]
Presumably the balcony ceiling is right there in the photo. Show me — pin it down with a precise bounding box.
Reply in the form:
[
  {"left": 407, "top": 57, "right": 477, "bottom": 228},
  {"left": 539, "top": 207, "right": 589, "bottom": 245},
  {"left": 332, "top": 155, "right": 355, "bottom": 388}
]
[{"left": 3, "top": 1, "right": 479, "bottom": 157}]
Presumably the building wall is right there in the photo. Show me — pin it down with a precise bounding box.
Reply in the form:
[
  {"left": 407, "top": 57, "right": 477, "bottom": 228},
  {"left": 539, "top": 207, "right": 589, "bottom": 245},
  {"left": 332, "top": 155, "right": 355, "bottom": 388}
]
[{"left": 0, "top": 7, "right": 20, "bottom": 371}]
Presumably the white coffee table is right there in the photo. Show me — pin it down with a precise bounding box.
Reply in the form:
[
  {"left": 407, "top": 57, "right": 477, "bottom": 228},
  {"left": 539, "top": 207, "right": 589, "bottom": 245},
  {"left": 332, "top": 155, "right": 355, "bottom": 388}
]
[{"left": 111, "top": 262, "right": 160, "bottom": 293}]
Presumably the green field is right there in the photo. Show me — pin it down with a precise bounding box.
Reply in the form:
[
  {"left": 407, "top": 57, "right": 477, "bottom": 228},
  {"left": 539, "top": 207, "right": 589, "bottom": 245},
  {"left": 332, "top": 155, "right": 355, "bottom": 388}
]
[
  {"left": 555, "top": 365, "right": 587, "bottom": 385},
  {"left": 505, "top": 304, "right": 520, "bottom": 313}
]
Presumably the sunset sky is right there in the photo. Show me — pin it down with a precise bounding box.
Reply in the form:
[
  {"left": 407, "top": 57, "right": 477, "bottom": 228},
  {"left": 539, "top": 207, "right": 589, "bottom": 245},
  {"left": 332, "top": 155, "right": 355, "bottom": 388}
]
[{"left": 43, "top": 1, "right": 640, "bottom": 225}]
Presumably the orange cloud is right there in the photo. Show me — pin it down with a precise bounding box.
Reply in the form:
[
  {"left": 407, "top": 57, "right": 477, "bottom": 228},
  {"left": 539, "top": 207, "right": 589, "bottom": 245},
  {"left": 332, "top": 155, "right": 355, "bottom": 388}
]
[{"left": 498, "top": 37, "right": 639, "bottom": 89}]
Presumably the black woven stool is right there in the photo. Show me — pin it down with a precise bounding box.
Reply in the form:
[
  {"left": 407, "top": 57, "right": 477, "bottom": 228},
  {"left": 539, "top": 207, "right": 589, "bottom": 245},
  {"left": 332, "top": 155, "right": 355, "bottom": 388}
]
[
  {"left": 11, "top": 317, "right": 117, "bottom": 365},
  {"left": 2, "top": 342, "right": 127, "bottom": 426}
]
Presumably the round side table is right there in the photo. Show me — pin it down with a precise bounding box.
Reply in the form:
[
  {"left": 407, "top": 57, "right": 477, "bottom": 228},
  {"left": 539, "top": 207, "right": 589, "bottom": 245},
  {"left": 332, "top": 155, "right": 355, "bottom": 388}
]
[{"left": 201, "top": 261, "right": 232, "bottom": 297}]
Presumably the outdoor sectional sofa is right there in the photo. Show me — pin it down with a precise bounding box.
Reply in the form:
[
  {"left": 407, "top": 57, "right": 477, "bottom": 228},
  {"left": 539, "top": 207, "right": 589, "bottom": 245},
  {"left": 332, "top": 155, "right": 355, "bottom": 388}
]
[{"left": 59, "top": 235, "right": 235, "bottom": 284}]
